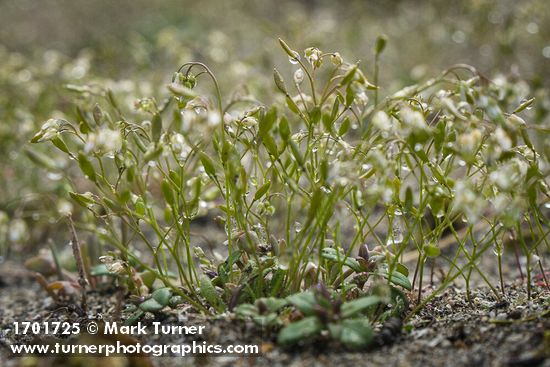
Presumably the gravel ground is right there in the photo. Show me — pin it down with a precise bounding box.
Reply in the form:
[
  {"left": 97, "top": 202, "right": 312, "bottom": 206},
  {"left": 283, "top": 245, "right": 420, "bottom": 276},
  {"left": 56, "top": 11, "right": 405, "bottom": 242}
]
[{"left": 1, "top": 259, "right": 549, "bottom": 367}]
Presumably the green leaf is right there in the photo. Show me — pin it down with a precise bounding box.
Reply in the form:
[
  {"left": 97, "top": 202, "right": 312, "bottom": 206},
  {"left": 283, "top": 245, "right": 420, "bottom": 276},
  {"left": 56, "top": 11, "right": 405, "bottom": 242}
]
[
  {"left": 339, "top": 319, "right": 374, "bottom": 347},
  {"left": 341, "top": 64, "right": 358, "bottom": 86},
  {"left": 286, "top": 96, "right": 300, "bottom": 114},
  {"left": 259, "top": 106, "right": 277, "bottom": 138},
  {"left": 200, "top": 277, "right": 226, "bottom": 312},
  {"left": 289, "top": 140, "right": 304, "bottom": 168},
  {"left": 377, "top": 267, "right": 412, "bottom": 290},
  {"left": 151, "top": 287, "right": 172, "bottom": 306},
  {"left": 310, "top": 106, "right": 321, "bottom": 125},
  {"left": 338, "top": 117, "right": 351, "bottom": 136},
  {"left": 277, "top": 316, "right": 323, "bottom": 345},
  {"left": 279, "top": 116, "right": 291, "bottom": 141},
  {"left": 78, "top": 152, "right": 96, "bottom": 182},
  {"left": 341, "top": 296, "right": 383, "bottom": 318},
  {"left": 270, "top": 267, "right": 286, "bottom": 296},
  {"left": 161, "top": 179, "right": 176, "bottom": 207},
  {"left": 330, "top": 97, "right": 340, "bottom": 121},
  {"left": 307, "top": 187, "right": 323, "bottom": 221},
  {"left": 395, "top": 263, "right": 409, "bottom": 277},
  {"left": 253, "top": 314, "right": 280, "bottom": 327},
  {"left": 262, "top": 134, "right": 279, "bottom": 158},
  {"left": 321, "top": 248, "right": 362, "bottom": 272},
  {"left": 235, "top": 304, "right": 258, "bottom": 318},
  {"left": 404, "top": 186, "right": 413, "bottom": 213},
  {"left": 139, "top": 298, "right": 164, "bottom": 312},
  {"left": 286, "top": 291, "right": 316, "bottom": 315},
  {"left": 254, "top": 181, "right": 271, "bottom": 201},
  {"left": 152, "top": 113, "right": 162, "bottom": 142},
  {"left": 76, "top": 106, "right": 91, "bottom": 134},
  {"left": 51, "top": 137, "right": 70, "bottom": 154},
  {"left": 90, "top": 264, "right": 113, "bottom": 277},
  {"left": 257, "top": 297, "right": 288, "bottom": 312},
  {"left": 199, "top": 152, "right": 217, "bottom": 178},
  {"left": 345, "top": 85, "right": 355, "bottom": 108},
  {"left": 139, "top": 270, "right": 156, "bottom": 289}
]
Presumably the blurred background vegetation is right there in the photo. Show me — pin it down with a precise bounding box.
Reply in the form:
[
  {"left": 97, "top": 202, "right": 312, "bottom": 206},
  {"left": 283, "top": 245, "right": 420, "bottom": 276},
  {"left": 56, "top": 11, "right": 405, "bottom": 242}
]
[{"left": 1, "top": 0, "right": 549, "bottom": 257}]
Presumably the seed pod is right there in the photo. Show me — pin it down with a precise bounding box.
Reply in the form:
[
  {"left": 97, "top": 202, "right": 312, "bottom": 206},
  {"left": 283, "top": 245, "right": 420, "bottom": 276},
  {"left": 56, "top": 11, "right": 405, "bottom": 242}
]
[
  {"left": 375, "top": 35, "right": 388, "bottom": 55},
  {"left": 358, "top": 244, "right": 369, "bottom": 261},
  {"left": 278, "top": 38, "right": 300, "bottom": 61},
  {"left": 273, "top": 68, "right": 288, "bottom": 94}
]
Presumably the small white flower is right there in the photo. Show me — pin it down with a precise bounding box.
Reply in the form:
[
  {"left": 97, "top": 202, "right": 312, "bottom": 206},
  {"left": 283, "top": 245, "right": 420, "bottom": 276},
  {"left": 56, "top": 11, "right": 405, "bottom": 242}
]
[
  {"left": 97, "top": 128, "right": 122, "bottom": 153},
  {"left": 57, "top": 199, "right": 73, "bottom": 216},
  {"left": 85, "top": 128, "right": 122, "bottom": 155},
  {"left": 494, "top": 127, "right": 512, "bottom": 151},
  {"left": 400, "top": 107, "right": 429, "bottom": 136},
  {"left": 457, "top": 128, "right": 482, "bottom": 158},
  {"left": 372, "top": 111, "right": 393, "bottom": 132},
  {"left": 489, "top": 158, "right": 528, "bottom": 191},
  {"left": 304, "top": 47, "right": 322, "bottom": 68},
  {"left": 452, "top": 180, "right": 486, "bottom": 222}
]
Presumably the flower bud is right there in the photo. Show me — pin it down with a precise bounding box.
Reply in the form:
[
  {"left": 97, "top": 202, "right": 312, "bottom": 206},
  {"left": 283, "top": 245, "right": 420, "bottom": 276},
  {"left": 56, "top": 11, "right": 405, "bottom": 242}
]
[{"left": 331, "top": 52, "right": 343, "bottom": 66}]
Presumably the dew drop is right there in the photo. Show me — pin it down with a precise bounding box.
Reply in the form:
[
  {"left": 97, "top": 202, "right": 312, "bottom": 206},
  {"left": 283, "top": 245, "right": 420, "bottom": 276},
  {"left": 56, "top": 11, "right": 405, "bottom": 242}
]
[
  {"left": 47, "top": 172, "right": 63, "bottom": 181},
  {"left": 320, "top": 186, "right": 331, "bottom": 194},
  {"left": 386, "top": 223, "right": 403, "bottom": 246},
  {"left": 288, "top": 53, "right": 301, "bottom": 64},
  {"left": 294, "top": 222, "right": 303, "bottom": 233}
]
